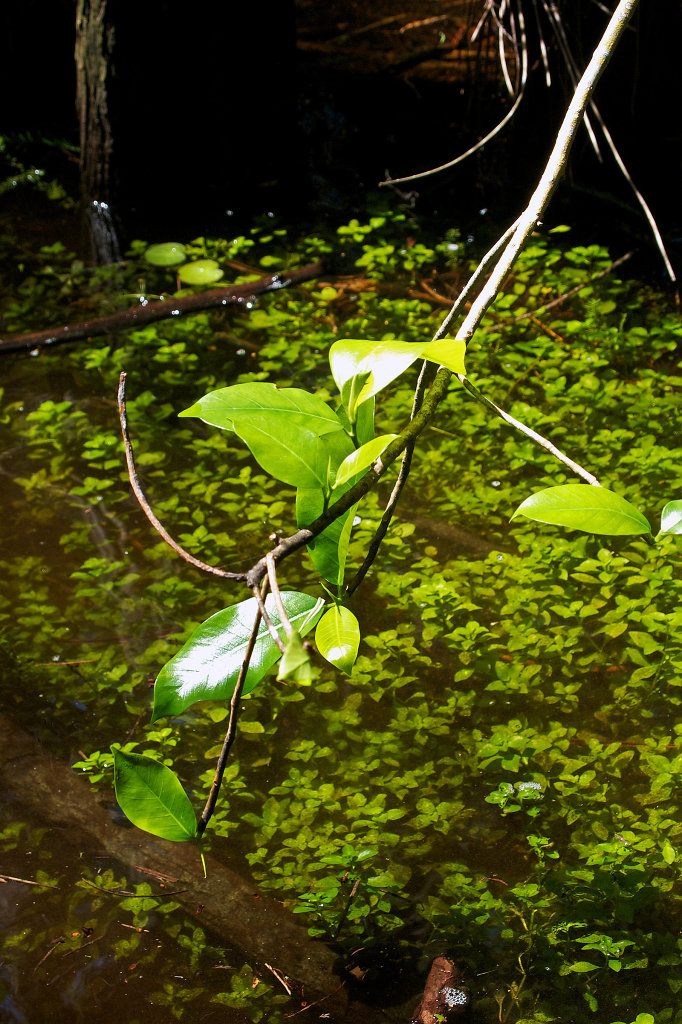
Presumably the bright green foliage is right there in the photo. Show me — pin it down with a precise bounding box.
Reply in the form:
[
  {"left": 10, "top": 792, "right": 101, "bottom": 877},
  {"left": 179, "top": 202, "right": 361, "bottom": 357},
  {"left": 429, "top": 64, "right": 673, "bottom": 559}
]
[
  {"left": 145, "top": 242, "right": 187, "bottom": 266},
  {"left": 177, "top": 259, "right": 224, "bottom": 285},
  {"left": 3, "top": 210, "right": 682, "bottom": 1023},
  {"left": 659, "top": 499, "right": 682, "bottom": 536},
  {"left": 112, "top": 745, "right": 197, "bottom": 841},
  {"left": 315, "top": 605, "right": 360, "bottom": 673},
  {"left": 277, "top": 630, "right": 313, "bottom": 683},
  {"left": 333, "top": 434, "right": 397, "bottom": 488},
  {"left": 511, "top": 484, "right": 652, "bottom": 535},
  {"left": 152, "top": 592, "right": 324, "bottom": 720}
]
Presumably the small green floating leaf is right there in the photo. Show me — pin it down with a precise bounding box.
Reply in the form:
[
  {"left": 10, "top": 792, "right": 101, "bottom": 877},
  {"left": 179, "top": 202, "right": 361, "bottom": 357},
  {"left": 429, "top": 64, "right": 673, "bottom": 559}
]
[
  {"left": 177, "top": 259, "right": 224, "bottom": 285},
  {"left": 333, "top": 434, "right": 397, "bottom": 488},
  {"left": 112, "top": 746, "right": 196, "bottom": 842},
  {"left": 568, "top": 961, "right": 599, "bottom": 973},
  {"left": 145, "top": 242, "right": 187, "bottom": 267},
  {"left": 315, "top": 605, "right": 360, "bottom": 674},
  {"left": 511, "top": 485, "right": 651, "bottom": 536},
  {"left": 660, "top": 499, "right": 682, "bottom": 535},
  {"left": 152, "top": 592, "right": 324, "bottom": 720},
  {"left": 277, "top": 631, "right": 313, "bottom": 683}
]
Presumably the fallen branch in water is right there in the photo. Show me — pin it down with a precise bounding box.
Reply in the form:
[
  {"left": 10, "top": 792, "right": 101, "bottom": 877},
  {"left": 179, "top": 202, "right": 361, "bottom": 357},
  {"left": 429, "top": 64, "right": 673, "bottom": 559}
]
[{"left": 0, "top": 261, "right": 324, "bottom": 355}]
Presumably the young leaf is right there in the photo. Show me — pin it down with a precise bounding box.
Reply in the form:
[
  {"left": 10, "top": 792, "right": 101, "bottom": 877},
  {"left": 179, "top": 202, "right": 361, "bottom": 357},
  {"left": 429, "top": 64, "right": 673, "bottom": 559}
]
[
  {"left": 354, "top": 340, "right": 424, "bottom": 405},
  {"left": 511, "top": 485, "right": 651, "bottom": 536},
  {"left": 180, "top": 383, "right": 353, "bottom": 489},
  {"left": 333, "top": 434, "right": 397, "bottom": 488},
  {"left": 329, "top": 339, "right": 376, "bottom": 393},
  {"left": 152, "top": 592, "right": 324, "bottom": 720},
  {"left": 315, "top": 605, "right": 361, "bottom": 674},
  {"left": 420, "top": 337, "right": 467, "bottom": 375},
  {"left": 112, "top": 746, "right": 197, "bottom": 842},
  {"left": 277, "top": 631, "right": 313, "bottom": 683},
  {"left": 660, "top": 499, "right": 682, "bottom": 535}
]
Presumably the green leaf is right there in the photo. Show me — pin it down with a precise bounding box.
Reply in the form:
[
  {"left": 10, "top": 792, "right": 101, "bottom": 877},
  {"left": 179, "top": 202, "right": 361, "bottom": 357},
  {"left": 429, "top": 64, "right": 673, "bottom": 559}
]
[
  {"left": 296, "top": 486, "right": 354, "bottom": 586},
  {"left": 333, "top": 434, "right": 397, "bottom": 488},
  {"left": 511, "top": 485, "right": 651, "bottom": 536},
  {"left": 662, "top": 838, "right": 676, "bottom": 864},
  {"left": 144, "top": 242, "right": 187, "bottom": 267},
  {"left": 177, "top": 259, "right": 224, "bottom": 285},
  {"left": 315, "top": 606, "right": 361, "bottom": 674},
  {"left": 660, "top": 499, "right": 682, "bottom": 535},
  {"left": 568, "top": 961, "right": 599, "bottom": 973},
  {"left": 181, "top": 383, "right": 353, "bottom": 489},
  {"left": 112, "top": 746, "right": 196, "bottom": 842},
  {"left": 152, "top": 592, "right": 324, "bottom": 720},
  {"left": 329, "top": 339, "right": 376, "bottom": 393},
  {"left": 420, "top": 337, "right": 467, "bottom": 374},
  {"left": 277, "top": 631, "right": 313, "bottom": 683}
]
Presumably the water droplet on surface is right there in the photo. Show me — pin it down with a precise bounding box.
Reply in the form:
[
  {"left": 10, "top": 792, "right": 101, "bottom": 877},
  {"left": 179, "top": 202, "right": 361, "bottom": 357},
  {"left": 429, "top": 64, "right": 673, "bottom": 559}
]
[
  {"left": 171, "top": 309, "right": 180, "bottom": 316},
  {"left": 492, "top": 479, "right": 501, "bottom": 487}
]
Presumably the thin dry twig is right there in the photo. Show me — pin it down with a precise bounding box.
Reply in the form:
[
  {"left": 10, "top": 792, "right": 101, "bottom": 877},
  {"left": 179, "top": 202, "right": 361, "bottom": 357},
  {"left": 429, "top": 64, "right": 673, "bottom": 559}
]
[
  {"left": 196, "top": 580, "right": 269, "bottom": 836},
  {"left": 509, "top": 250, "right": 634, "bottom": 322},
  {"left": 0, "top": 874, "right": 60, "bottom": 889},
  {"left": 118, "top": 372, "right": 245, "bottom": 582},
  {"left": 264, "top": 963, "right": 293, "bottom": 995},
  {"left": 251, "top": 582, "right": 286, "bottom": 653},
  {"left": 266, "top": 552, "right": 294, "bottom": 638}
]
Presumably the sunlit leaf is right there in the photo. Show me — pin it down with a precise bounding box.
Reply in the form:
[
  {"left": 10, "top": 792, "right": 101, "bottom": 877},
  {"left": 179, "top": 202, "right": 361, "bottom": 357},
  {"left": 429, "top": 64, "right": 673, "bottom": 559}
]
[
  {"left": 277, "top": 631, "right": 313, "bottom": 683},
  {"left": 420, "top": 337, "right": 467, "bottom": 375},
  {"left": 145, "top": 242, "right": 186, "bottom": 267},
  {"left": 511, "top": 485, "right": 651, "bottom": 535},
  {"left": 315, "top": 605, "right": 360, "bottom": 674},
  {"left": 180, "top": 383, "right": 353, "bottom": 489},
  {"left": 112, "top": 746, "right": 196, "bottom": 842},
  {"left": 329, "top": 339, "right": 376, "bottom": 392},
  {"left": 660, "top": 500, "right": 682, "bottom": 535},
  {"left": 152, "top": 592, "right": 324, "bottom": 720},
  {"left": 333, "top": 434, "right": 397, "bottom": 488},
  {"left": 177, "top": 259, "right": 224, "bottom": 285}
]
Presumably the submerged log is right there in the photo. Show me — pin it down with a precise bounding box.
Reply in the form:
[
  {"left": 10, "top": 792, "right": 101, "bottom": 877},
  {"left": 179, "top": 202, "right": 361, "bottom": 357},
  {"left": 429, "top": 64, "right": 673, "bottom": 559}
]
[
  {"left": 0, "top": 714, "right": 407, "bottom": 1022},
  {"left": 411, "top": 956, "right": 471, "bottom": 1022},
  {"left": 0, "top": 261, "right": 323, "bottom": 355}
]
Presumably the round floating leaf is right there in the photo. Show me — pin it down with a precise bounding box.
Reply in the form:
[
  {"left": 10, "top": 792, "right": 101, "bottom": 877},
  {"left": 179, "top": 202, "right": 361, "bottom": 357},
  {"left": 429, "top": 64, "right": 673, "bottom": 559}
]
[
  {"left": 315, "top": 605, "right": 360, "bottom": 674},
  {"left": 511, "top": 485, "right": 651, "bottom": 536},
  {"left": 144, "top": 242, "right": 186, "bottom": 266},
  {"left": 112, "top": 745, "right": 196, "bottom": 842},
  {"left": 177, "top": 259, "right": 224, "bottom": 285},
  {"left": 660, "top": 499, "right": 682, "bottom": 535},
  {"left": 152, "top": 592, "right": 324, "bottom": 721}
]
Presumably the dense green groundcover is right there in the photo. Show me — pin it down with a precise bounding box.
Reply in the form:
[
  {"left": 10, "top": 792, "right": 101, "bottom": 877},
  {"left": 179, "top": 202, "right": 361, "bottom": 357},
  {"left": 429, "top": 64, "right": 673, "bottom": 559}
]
[{"left": 1, "top": 206, "right": 682, "bottom": 1023}]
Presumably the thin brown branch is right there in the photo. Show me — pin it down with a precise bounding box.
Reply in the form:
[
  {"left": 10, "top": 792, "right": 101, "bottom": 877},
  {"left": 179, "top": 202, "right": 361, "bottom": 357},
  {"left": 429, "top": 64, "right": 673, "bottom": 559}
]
[
  {"left": 196, "top": 582, "right": 267, "bottom": 836},
  {"left": 344, "top": 361, "right": 434, "bottom": 597},
  {"left": 266, "top": 552, "right": 294, "bottom": 638},
  {"left": 251, "top": 583, "right": 286, "bottom": 654},
  {"left": 0, "top": 261, "right": 324, "bottom": 354},
  {"left": 457, "top": 375, "right": 602, "bottom": 486},
  {"left": 118, "top": 372, "right": 245, "bottom": 582}
]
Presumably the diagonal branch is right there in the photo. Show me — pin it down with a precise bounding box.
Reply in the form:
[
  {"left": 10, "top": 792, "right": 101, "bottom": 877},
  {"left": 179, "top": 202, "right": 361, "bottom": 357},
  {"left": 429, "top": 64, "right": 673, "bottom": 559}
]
[{"left": 118, "top": 372, "right": 245, "bottom": 581}]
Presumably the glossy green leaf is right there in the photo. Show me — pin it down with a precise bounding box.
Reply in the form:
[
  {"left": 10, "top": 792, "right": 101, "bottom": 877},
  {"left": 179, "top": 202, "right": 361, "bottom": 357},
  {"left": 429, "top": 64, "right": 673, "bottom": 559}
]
[
  {"left": 329, "top": 339, "right": 375, "bottom": 393},
  {"left": 315, "top": 605, "right": 360, "bottom": 674},
  {"left": 354, "top": 340, "right": 423, "bottom": 405},
  {"left": 112, "top": 746, "right": 196, "bottom": 841},
  {"left": 660, "top": 500, "right": 682, "bottom": 535},
  {"left": 177, "top": 259, "right": 224, "bottom": 285},
  {"left": 180, "top": 383, "right": 353, "bottom": 489},
  {"left": 152, "top": 592, "right": 324, "bottom": 720},
  {"left": 511, "top": 485, "right": 651, "bottom": 536},
  {"left": 333, "top": 434, "right": 397, "bottom": 488},
  {"left": 144, "top": 242, "right": 187, "bottom": 267},
  {"left": 296, "top": 487, "right": 354, "bottom": 586},
  {"left": 420, "top": 337, "right": 467, "bottom": 375},
  {"left": 277, "top": 631, "right": 313, "bottom": 683}
]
